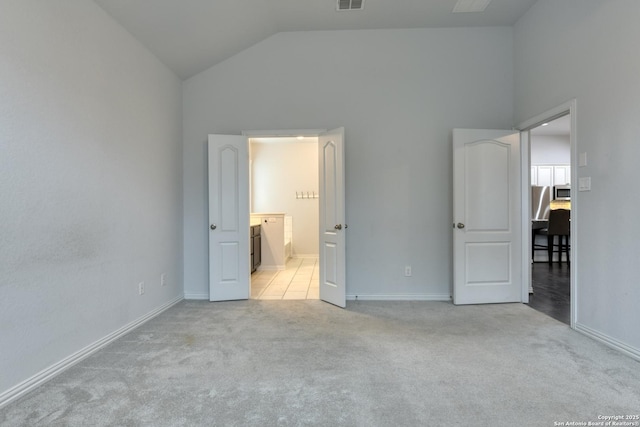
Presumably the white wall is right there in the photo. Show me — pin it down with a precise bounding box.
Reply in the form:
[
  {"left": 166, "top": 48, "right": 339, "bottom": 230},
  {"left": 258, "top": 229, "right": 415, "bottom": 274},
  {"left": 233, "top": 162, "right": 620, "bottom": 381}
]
[
  {"left": 183, "top": 27, "right": 514, "bottom": 300},
  {"left": 251, "top": 139, "right": 319, "bottom": 256},
  {"left": 515, "top": 0, "right": 640, "bottom": 353},
  {"left": 0, "top": 1, "right": 183, "bottom": 397},
  {"left": 530, "top": 135, "right": 570, "bottom": 165}
]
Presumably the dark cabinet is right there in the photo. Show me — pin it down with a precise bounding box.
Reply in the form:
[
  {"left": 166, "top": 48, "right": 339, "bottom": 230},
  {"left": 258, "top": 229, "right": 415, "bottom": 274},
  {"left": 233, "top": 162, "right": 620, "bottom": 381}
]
[
  {"left": 251, "top": 224, "right": 261, "bottom": 273},
  {"left": 254, "top": 233, "right": 261, "bottom": 271}
]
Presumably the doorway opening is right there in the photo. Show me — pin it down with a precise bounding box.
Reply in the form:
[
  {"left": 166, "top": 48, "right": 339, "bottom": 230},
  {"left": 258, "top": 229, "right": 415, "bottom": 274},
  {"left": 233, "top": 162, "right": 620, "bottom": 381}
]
[
  {"left": 248, "top": 136, "right": 320, "bottom": 300},
  {"left": 519, "top": 101, "right": 576, "bottom": 327},
  {"left": 527, "top": 115, "right": 571, "bottom": 324},
  {"left": 208, "top": 128, "right": 345, "bottom": 307}
]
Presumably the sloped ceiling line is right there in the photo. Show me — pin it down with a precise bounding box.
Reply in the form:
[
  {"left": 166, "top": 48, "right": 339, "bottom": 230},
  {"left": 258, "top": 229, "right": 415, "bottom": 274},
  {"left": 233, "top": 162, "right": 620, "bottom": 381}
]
[{"left": 94, "top": 0, "right": 538, "bottom": 79}]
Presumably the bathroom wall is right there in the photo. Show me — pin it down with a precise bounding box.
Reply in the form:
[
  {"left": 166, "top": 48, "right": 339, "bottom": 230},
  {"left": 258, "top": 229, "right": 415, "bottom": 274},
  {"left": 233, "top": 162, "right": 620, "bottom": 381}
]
[{"left": 251, "top": 138, "right": 319, "bottom": 257}]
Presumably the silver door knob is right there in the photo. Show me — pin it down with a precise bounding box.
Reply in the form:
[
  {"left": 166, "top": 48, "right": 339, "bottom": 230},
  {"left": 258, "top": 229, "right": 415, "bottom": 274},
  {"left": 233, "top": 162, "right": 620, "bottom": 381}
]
[
  {"left": 334, "top": 224, "right": 342, "bottom": 230},
  {"left": 210, "top": 224, "right": 217, "bottom": 230},
  {"left": 457, "top": 223, "right": 465, "bottom": 229}
]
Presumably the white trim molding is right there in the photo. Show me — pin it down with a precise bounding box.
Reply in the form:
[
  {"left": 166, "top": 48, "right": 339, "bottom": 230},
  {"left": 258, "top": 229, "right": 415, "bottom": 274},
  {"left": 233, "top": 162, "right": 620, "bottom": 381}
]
[
  {"left": 242, "top": 129, "right": 326, "bottom": 138},
  {"left": 0, "top": 295, "right": 184, "bottom": 409},
  {"left": 575, "top": 322, "right": 640, "bottom": 362},
  {"left": 518, "top": 99, "right": 576, "bottom": 131},
  {"left": 347, "top": 294, "right": 451, "bottom": 301},
  {"left": 518, "top": 99, "right": 578, "bottom": 328},
  {"left": 183, "top": 293, "right": 210, "bottom": 300}
]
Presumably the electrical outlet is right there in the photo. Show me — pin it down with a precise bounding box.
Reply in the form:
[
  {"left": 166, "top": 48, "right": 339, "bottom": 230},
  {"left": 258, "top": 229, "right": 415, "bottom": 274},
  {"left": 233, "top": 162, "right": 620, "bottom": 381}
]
[
  {"left": 404, "top": 265, "right": 412, "bottom": 277},
  {"left": 160, "top": 273, "right": 166, "bottom": 287},
  {"left": 138, "top": 282, "right": 145, "bottom": 295}
]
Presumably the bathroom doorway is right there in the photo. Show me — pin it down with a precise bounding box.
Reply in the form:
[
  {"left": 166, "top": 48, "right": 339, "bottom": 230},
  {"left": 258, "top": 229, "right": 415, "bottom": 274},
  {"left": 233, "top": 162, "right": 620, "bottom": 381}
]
[
  {"left": 248, "top": 135, "right": 320, "bottom": 300},
  {"left": 208, "top": 128, "right": 346, "bottom": 306}
]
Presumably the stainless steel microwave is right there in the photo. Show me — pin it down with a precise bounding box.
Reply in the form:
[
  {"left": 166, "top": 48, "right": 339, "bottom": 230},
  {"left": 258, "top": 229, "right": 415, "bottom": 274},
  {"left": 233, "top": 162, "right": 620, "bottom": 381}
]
[{"left": 554, "top": 185, "right": 571, "bottom": 200}]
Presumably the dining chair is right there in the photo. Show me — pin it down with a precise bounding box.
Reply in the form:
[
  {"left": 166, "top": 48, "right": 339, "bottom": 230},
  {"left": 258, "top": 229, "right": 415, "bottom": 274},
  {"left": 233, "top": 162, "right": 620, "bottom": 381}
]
[{"left": 544, "top": 208, "right": 571, "bottom": 264}]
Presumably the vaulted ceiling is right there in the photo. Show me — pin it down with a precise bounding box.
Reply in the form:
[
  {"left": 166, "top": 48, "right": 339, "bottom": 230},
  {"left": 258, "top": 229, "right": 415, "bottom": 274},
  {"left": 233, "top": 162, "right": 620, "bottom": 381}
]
[{"left": 94, "top": 0, "right": 538, "bottom": 79}]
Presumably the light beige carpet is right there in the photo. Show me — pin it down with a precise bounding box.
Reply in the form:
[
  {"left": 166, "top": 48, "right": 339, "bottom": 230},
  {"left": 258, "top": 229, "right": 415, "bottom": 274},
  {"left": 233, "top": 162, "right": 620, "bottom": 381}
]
[{"left": 1, "top": 300, "right": 639, "bottom": 426}]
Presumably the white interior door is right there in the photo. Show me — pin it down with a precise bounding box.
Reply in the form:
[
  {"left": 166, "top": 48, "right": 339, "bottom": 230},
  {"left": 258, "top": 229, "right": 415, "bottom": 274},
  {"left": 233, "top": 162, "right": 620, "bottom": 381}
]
[
  {"left": 453, "top": 129, "right": 521, "bottom": 305},
  {"left": 208, "top": 134, "right": 250, "bottom": 301},
  {"left": 318, "top": 127, "right": 346, "bottom": 308}
]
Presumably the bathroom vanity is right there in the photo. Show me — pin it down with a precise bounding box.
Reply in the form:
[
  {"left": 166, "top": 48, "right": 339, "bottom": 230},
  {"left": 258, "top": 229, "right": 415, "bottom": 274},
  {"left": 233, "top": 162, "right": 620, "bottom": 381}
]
[{"left": 250, "top": 213, "right": 292, "bottom": 270}]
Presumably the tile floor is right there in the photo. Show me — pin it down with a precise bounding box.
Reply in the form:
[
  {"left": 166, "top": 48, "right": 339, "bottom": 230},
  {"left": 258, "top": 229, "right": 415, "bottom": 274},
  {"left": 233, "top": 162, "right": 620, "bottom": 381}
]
[{"left": 251, "top": 257, "right": 319, "bottom": 300}]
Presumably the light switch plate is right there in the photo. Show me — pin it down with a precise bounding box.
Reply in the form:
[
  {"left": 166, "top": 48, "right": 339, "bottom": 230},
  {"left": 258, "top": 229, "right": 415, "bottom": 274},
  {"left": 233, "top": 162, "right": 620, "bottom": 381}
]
[
  {"left": 578, "top": 177, "right": 591, "bottom": 191},
  {"left": 579, "top": 152, "right": 587, "bottom": 167}
]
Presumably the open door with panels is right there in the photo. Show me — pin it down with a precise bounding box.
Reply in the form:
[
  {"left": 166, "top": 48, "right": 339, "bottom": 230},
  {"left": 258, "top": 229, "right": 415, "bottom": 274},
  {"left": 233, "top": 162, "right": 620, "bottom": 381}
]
[
  {"left": 208, "top": 134, "right": 250, "bottom": 301},
  {"left": 318, "top": 127, "right": 346, "bottom": 308},
  {"left": 453, "top": 129, "right": 522, "bottom": 305}
]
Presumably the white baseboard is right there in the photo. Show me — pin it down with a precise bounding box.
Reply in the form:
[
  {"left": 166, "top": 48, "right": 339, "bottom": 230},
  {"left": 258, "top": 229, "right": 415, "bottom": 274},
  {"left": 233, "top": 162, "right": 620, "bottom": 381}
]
[
  {"left": 0, "top": 294, "right": 184, "bottom": 409},
  {"left": 575, "top": 322, "right": 640, "bottom": 362},
  {"left": 183, "top": 293, "right": 209, "bottom": 300},
  {"left": 347, "top": 294, "right": 452, "bottom": 301}
]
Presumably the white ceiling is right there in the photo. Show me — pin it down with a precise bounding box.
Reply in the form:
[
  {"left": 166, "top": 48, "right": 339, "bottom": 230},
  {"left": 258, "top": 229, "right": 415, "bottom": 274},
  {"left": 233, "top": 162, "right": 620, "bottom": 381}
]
[
  {"left": 94, "top": 0, "right": 538, "bottom": 79},
  {"left": 530, "top": 115, "right": 571, "bottom": 137}
]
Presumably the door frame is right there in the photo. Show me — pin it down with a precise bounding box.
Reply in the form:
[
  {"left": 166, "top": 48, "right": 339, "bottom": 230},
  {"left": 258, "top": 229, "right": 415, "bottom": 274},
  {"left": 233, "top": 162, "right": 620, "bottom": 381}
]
[
  {"left": 242, "top": 129, "right": 345, "bottom": 304},
  {"left": 517, "top": 99, "right": 577, "bottom": 329}
]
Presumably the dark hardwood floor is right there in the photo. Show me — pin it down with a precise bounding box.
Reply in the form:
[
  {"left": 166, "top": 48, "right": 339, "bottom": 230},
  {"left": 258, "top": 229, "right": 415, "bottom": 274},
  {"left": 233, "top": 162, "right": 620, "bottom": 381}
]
[{"left": 527, "top": 262, "right": 570, "bottom": 325}]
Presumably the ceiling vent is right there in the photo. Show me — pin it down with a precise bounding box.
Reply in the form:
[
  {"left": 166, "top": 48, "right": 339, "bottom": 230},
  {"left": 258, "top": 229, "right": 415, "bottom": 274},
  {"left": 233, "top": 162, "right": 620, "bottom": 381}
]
[
  {"left": 452, "top": 0, "right": 492, "bottom": 13},
  {"left": 337, "top": 0, "right": 364, "bottom": 11}
]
